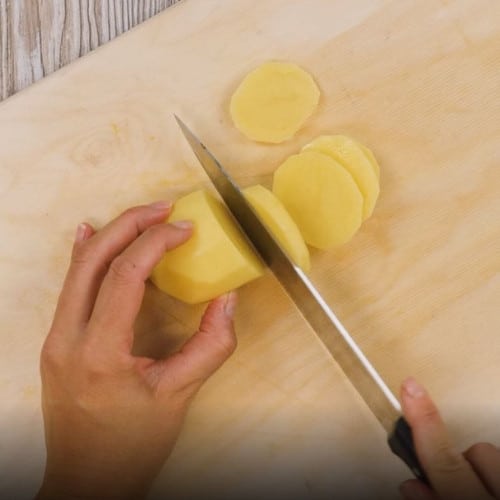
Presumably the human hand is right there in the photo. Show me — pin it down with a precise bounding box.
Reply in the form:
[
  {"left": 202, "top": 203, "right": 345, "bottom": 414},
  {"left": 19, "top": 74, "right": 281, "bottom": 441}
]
[
  {"left": 400, "top": 378, "right": 500, "bottom": 500},
  {"left": 37, "top": 201, "right": 237, "bottom": 500}
]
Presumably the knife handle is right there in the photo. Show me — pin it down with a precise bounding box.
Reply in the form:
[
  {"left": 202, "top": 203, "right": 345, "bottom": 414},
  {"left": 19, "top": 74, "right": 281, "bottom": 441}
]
[{"left": 388, "top": 416, "right": 430, "bottom": 485}]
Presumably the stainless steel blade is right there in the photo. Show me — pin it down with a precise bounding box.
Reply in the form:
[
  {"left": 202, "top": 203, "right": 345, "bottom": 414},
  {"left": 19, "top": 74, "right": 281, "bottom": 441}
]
[{"left": 175, "top": 115, "right": 402, "bottom": 432}]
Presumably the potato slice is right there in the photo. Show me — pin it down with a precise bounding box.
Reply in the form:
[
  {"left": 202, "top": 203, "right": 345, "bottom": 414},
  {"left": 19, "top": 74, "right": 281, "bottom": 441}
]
[
  {"left": 273, "top": 151, "right": 363, "bottom": 249},
  {"left": 357, "top": 142, "right": 380, "bottom": 180},
  {"left": 243, "top": 184, "right": 310, "bottom": 272},
  {"left": 230, "top": 61, "right": 320, "bottom": 144},
  {"left": 303, "top": 135, "right": 379, "bottom": 220},
  {"left": 151, "top": 190, "right": 264, "bottom": 304}
]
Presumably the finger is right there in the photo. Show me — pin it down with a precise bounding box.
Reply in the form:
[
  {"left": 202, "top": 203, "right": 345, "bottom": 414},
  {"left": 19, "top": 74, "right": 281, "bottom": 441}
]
[
  {"left": 51, "top": 222, "right": 95, "bottom": 330},
  {"left": 155, "top": 291, "right": 237, "bottom": 396},
  {"left": 88, "top": 221, "right": 193, "bottom": 351},
  {"left": 400, "top": 479, "right": 436, "bottom": 500},
  {"left": 48, "top": 223, "right": 96, "bottom": 340},
  {"left": 53, "top": 202, "right": 172, "bottom": 333},
  {"left": 401, "top": 377, "right": 491, "bottom": 500},
  {"left": 464, "top": 443, "right": 500, "bottom": 497}
]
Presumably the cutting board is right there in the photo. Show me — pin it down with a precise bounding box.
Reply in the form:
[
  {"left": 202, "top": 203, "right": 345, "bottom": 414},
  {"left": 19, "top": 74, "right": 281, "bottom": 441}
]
[{"left": 1, "top": 0, "right": 499, "bottom": 498}]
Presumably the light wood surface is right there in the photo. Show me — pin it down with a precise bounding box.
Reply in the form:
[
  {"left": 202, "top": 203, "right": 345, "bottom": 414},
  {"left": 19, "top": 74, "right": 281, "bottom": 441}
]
[
  {"left": 1, "top": 0, "right": 500, "bottom": 498},
  {"left": 0, "top": 0, "right": 180, "bottom": 101}
]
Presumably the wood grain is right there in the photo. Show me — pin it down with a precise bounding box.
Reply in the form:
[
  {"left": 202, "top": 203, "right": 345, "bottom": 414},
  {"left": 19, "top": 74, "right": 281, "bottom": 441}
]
[
  {"left": 0, "top": 0, "right": 500, "bottom": 498},
  {"left": 0, "top": 0, "right": 180, "bottom": 101}
]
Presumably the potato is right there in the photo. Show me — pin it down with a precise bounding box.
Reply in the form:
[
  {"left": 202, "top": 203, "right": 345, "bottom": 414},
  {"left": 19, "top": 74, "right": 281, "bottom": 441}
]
[
  {"left": 273, "top": 151, "right": 363, "bottom": 249},
  {"left": 302, "top": 135, "right": 379, "bottom": 220},
  {"left": 151, "top": 190, "right": 264, "bottom": 304},
  {"left": 243, "top": 184, "right": 310, "bottom": 272},
  {"left": 357, "top": 142, "right": 380, "bottom": 180},
  {"left": 230, "top": 61, "right": 320, "bottom": 144}
]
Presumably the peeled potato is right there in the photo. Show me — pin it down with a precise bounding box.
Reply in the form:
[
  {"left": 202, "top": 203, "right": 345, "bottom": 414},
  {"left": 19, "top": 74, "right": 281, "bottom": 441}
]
[
  {"left": 273, "top": 151, "right": 363, "bottom": 249},
  {"left": 243, "top": 184, "right": 310, "bottom": 272},
  {"left": 303, "top": 135, "right": 379, "bottom": 220},
  {"left": 230, "top": 61, "right": 320, "bottom": 144},
  {"left": 151, "top": 190, "right": 264, "bottom": 304},
  {"left": 357, "top": 142, "right": 380, "bottom": 180}
]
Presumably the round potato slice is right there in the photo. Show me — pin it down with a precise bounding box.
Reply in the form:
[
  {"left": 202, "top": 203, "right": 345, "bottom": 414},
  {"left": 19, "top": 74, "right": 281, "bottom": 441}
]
[
  {"left": 230, "top": 61, "right": 320, "bottom": 144},
  {"left": 243, "top": 184, "right": 310, "bottom": 272},
  {"left": 273, "top": 151, "right": 363, "bottom": 249},
  {"left": 357, "top": 142, "right": 380, "bottom": 180},
  {"left": 151, "top": 190, "right": 264, "bottom": 304},
  {"left": 302, "top": 135, "right": 379, "bottom": 220}
]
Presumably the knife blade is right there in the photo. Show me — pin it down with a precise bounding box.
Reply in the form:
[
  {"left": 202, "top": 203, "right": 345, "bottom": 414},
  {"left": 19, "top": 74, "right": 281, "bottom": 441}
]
[{"left": 174, "top": 115, "right": 428, "bottom": 484}]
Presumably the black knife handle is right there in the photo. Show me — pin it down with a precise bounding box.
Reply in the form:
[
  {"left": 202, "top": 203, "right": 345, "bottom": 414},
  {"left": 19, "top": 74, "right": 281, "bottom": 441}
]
[{"left": 388, "top": 417, "right": 430, "bottom": 485}]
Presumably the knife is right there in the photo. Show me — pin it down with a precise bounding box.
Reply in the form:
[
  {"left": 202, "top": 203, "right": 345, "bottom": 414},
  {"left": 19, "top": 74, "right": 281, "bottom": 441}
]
[{"left": 174, "top": 115, "right": 429, "bottom": 485}]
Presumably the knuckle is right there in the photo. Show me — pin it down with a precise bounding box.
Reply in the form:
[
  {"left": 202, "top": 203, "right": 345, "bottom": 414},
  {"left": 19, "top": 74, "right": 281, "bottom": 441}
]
[
  {"left": 108, "top": 255, "right": 140, "bottom": 284},
  {"left": 144, "top": 224, "right": 175, "bottom": 246},
  {"left": 40, "top": 337, "right": 66, "bottom": 371},
  {"left": 120, "top": 206, "right": 153, "bottom": 231},
  {"left": 146, "top": 223, "right": 168, "bottom": 238},
  {"left": 418, "top": 404, "right": 440, "bottom": 425},
  {"left": 156, "top": 365, "right": 202, "bottom": 406},
  {"left": 79, "top": 344, "right": 111, "bottom": 378},
  {"left": 117, "top": 206, "right": 149, "bottom": 233},
  {"left": 211, "top": 331, "right": 237, "bottom": 358},
  {"left": 428, "top": 443, "right": 465, "bottom": 474},
  {"left": 121, "top": 206, "right": 144, "bottom": 219},
  {"left": 71, "top": 241, "right": 94, "bottom": 266}
]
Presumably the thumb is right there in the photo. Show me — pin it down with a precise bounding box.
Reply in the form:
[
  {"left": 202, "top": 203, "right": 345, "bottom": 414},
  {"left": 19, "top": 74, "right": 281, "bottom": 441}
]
[
  {"left": 401, "top": 377, "right": 490, "bottom": 500},
  {"left": 157, "top": 291, "right": 237, "bottom": 396}
]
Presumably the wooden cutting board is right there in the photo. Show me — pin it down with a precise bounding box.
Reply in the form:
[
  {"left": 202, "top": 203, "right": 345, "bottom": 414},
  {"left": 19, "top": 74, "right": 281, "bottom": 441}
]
[{"left": 1, "top": 0, "right": 499, "bottom": 498}]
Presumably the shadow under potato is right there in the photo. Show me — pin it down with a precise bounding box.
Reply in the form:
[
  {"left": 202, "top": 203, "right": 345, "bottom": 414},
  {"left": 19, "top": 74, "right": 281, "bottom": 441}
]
[{"left": 133, "top": 281, "right": 206, "bottom": 360}]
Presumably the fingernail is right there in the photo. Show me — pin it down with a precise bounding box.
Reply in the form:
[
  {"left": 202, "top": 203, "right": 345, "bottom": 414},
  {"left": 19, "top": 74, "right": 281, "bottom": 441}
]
[
  {"left": 403, "top": 377, "right": 425, "bottom": 399},
  {"left": 75, "top": 223, "right": 87, "bottom": 243},
  {"left": 224, "top": 291, "right": 237, "bottom": 318},
  {"left": 149, "top": 200, "right": 173, "bottom": 210},
  {"left": 171, "top": 220, "right": 193, "bottom": 230}
]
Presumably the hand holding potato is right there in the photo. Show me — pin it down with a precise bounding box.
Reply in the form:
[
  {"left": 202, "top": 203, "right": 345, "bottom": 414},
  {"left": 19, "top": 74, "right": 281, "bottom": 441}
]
[
  {"left": 37, "top": 202, "right": 237, "bottom": 499},
  {"left": 36, "top": 199, "right": 500, "bottom": 500},
  {"left": 400, "top": 378, "right": 500, "bottom": 500}
]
